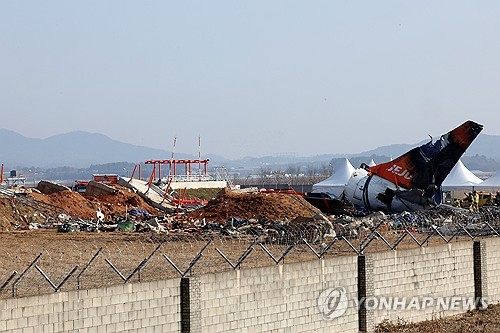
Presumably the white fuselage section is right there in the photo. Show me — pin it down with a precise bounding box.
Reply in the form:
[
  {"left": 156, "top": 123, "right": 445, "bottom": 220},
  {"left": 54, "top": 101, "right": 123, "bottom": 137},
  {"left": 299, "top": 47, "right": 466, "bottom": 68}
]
[{"left": 343, "top": 168, "right": 435, "bottom": 212}]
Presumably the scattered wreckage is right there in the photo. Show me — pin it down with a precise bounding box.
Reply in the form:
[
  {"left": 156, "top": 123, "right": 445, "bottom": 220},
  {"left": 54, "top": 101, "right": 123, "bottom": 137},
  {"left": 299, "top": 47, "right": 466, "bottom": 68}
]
[
  {"left": 3, "top": 177, "right": 500, "bottom": 249},
  {"left": 191, "top": 213, "right": 335, "bottom": 244}
]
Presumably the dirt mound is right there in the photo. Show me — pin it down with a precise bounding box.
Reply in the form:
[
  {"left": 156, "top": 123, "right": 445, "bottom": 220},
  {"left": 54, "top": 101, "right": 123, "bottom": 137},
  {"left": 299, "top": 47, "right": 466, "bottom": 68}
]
[
  {"left": 0, "top": 186, "right": 160, "bottom": 231},
  {"left": 85, "top": 188, "right": 158, "bottom": 218},
  {"left": 30, "top": 190, "right": 98, "bottom": 219},
  {"left": 187, "top": 188, "right": 321, "bottom": 222},
  {"left": 27, "top": 186, "right": 159, "bottom": 220},
  {"left": 0, "top": 198, "right": 40, "bottom": 231},
  {"left": 1, "top": 187, "right": 320, "bottom": 231}
]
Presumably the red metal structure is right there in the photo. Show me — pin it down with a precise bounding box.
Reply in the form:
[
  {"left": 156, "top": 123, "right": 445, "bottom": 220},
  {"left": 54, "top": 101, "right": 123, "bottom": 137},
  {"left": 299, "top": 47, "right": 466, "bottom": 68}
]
[
  {"left": 128, "top": 164, "right": 142, "bottom": 181},
  {"left": 144, "top": 159, "right": 210, "bottom": 180}
]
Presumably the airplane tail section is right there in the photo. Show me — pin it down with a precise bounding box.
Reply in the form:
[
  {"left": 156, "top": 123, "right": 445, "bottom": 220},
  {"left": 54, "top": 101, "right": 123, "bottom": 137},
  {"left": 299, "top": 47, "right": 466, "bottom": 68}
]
[{"left": 369, "top": 120, "right": 483, "bottom": 194}]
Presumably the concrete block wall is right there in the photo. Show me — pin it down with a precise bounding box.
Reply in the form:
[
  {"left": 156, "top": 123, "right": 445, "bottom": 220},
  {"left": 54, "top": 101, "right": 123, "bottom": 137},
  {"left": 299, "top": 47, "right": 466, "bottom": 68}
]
[
  {"left": 0, "top": 278, "right": 181, "bottom": 333},
  {"left": 199, "top": 256, "right": 359, "bottom": 333},
  {"left": 3, "top": 239, "right": 500, "bottom": 333},
  {"left": 484, "top": 237, "right": 500, "bottom": 304},
  {"left": 371, "top": 242, "right": 475, "bottom": 325}
]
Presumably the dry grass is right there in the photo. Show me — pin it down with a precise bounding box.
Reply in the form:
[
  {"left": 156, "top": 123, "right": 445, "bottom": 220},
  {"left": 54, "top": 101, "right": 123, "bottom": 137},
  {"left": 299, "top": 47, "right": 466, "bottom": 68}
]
[{"left": 376, "top": 303, "right": 500, "bottom": 333}]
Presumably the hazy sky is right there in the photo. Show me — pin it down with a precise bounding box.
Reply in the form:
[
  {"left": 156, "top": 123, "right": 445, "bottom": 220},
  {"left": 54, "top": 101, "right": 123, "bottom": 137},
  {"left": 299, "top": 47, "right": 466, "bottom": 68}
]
[{"left": 1, "top": 1, "right": 499, "bottom": 159}]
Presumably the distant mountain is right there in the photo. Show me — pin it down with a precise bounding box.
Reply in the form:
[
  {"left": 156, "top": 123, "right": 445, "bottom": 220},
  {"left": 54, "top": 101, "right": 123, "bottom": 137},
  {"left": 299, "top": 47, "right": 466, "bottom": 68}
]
[
  {"left": 353, "top": 143, "right": 423, "bottom": 160},
  {"left": 353, "top": 134, "right": 500, "bottom": 161},
  {"left": 1, "top": 129, "right": 499, "bottom": 170},
  {"left": 0, "top": 129, "right": 194, "bottom": 168},
  {"left": 465, "top": 134, "right": 500, "bottom": 160}
]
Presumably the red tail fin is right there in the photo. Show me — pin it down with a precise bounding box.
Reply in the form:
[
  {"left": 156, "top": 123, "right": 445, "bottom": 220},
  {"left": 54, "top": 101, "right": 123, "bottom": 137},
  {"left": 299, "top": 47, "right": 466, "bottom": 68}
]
[{"left": 369, "top": 120, "right": 483, "bottom": 191}]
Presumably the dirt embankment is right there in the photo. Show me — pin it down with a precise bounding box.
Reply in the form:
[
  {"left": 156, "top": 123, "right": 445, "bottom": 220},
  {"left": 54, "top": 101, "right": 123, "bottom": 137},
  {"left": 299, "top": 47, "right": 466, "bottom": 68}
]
[
  {"left": 29, "top": 186, "right": 158, "bottom": 220},
  {"left": 187, "top": 188, "right": 321, "bottom": 222}
]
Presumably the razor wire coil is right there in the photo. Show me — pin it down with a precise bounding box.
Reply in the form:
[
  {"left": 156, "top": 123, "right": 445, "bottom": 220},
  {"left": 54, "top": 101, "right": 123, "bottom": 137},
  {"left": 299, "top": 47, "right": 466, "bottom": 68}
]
[{"left": 1, "top": 205, "right": 499, "bottom": 299}]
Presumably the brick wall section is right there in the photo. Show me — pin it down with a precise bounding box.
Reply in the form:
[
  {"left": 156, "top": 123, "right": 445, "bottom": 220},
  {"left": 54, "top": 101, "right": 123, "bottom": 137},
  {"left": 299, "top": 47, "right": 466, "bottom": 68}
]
[
  {"left": 199, "top": 256, "right": 359, "bottom": 333},
  {"left": 0, "top": 278, "right": 181, "bottom": 333},
  {"left": 371, "top": 241, "right": 475, "bottom": 325},
  {"left": 483, "top": 237, "right": 500, "bottom": 304}
]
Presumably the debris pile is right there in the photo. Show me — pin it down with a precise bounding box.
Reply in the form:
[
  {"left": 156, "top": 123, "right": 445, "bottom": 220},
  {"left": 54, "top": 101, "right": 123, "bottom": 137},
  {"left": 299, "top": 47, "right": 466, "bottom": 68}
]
[
  {"left": 0, "top": 184, "right": 162, "bottom": 231},
  {"left": 162, "top": 188, "right": 334, "bottom": 242},
  {"left": 2, "top": 180, "right": 500, "bottom": 242},
  {"left": 0, "top": 197, "right": 40, "bottom": 231},
  {"left": 36, "top": 180, "right": 71, "bottom": 195},
  {"left": 187, "top": 188, "right": 320, "bottom": 221},
  {"left": 29, "top": 185, "right": 158, "bottom": 220}
]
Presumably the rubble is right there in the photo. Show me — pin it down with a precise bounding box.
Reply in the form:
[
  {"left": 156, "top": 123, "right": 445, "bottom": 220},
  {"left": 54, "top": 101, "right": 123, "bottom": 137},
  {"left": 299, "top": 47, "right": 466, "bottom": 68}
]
[
  {"left": 118, "top": 177, "right": 177, "bottom": 212},
  {"left": 36, "top": 180, "right": 71, "bottom": 194},
  {"left": 0, "top": 184, "right": 160, "bottom": 231},
  {"left": 1, "top": 181, "right": 500, "bottom": 243},
  {"left": 83, "top": 180, "right": 119, "bottom": 196}
]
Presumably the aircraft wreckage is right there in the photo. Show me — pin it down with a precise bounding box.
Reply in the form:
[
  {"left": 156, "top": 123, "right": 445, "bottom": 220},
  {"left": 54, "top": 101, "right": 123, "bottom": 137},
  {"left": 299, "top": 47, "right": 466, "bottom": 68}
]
[{"left": 341, "top": 120, "right": 483, "bottom": 213}]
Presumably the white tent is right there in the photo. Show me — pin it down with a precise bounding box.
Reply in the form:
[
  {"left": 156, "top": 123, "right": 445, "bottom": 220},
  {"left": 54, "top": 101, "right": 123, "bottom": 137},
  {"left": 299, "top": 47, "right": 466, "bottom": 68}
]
[
  {"left": 368, "top": 159, "right": 376, "bottom": 167},
  {"left": 441, "top": 160, "right": 483, "bottom": 191},
  {"left": 476, "top": 171, "right": 500, "bottom": 188},
  {"left": 312, "top": 158, "right": 355, "bottom": 197}
]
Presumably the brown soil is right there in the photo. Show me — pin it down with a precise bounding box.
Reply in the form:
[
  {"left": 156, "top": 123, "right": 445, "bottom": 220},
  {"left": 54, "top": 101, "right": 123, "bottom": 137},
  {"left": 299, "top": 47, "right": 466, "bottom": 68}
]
[
  {"left": 187, "top": 188, "right": 321, "bottom": 222},
  {"left": 0, "top": 187, "right": 322, "bottom": 231},
  {"left": 27, "top": 185, "right": 158, "bottom": 220},
  {"left": 0, "top": 197, "right": 38, "bottom": 231},
  {"left": 0, "top": 186, "right": 162, "bottom": 231}
]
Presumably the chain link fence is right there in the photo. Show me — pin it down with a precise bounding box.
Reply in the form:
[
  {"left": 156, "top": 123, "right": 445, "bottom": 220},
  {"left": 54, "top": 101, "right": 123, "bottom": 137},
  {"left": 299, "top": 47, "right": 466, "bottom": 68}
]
[{"left": 1, "top": 205, "right": 500, "bottom": 299}]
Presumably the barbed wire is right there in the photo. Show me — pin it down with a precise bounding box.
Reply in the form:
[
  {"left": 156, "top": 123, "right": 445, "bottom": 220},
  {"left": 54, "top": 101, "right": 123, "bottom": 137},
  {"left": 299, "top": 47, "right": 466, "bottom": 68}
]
[{"left": 1, "top": 205, "right": 499, "bottom": 299}]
